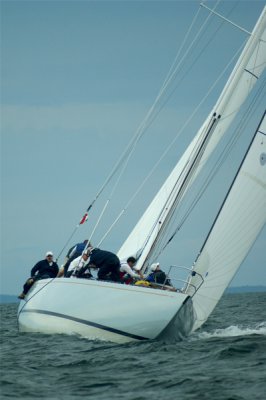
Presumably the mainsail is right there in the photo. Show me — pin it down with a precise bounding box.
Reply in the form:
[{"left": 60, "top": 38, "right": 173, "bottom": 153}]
[
  {"left": 187, "top": 112, "right": 266, "bottom": 330},
  {"left": 118, "top": 7, "right": 266, "bottom": 270}
]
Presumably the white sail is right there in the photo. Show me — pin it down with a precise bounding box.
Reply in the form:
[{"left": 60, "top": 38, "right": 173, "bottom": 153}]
[
  {"left": 186, "top": 113, "right": 266, "bottom": 330},
  {"left": 118, "top": 7, "right": 266, "bottom": 269}
]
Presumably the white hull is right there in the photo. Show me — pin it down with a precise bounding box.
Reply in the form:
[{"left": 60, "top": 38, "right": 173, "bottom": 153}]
[{"left": 18, "top": 278, "right": 194, "bottom": 343}]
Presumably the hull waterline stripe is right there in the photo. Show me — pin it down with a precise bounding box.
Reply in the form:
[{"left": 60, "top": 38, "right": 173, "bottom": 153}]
[{"left": 21, "top": 309, "right": 148, "bottom": 341}]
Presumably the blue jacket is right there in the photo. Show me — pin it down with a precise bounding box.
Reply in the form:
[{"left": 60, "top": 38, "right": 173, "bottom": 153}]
[{"left": 146, "top": 270, "right": 170, "bottom": 285}]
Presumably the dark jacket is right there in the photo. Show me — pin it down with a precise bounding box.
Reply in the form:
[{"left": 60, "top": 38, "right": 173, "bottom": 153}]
[
  {"left": 89, "top": 248, "right": 120, "bottom": 267},
  {"left": 31, "top": 259, "right": 59, "bottom": 278}
]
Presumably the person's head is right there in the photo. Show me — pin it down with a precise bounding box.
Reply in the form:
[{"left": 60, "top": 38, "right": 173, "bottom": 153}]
[
  {"left": 85, "top": 245, "right": 94, "bottom": 255},
  {"left": 46, "top": 251, "right": 54, "bottom": 261},
  {"left": 127, "top": 256, "right": 136, "bottom": 268},
  {"left": 150, "top": 263, "right": 160, "bottom": 272},
  {"left": 82, "top": 253, "right": 89, "bottom": 260}
]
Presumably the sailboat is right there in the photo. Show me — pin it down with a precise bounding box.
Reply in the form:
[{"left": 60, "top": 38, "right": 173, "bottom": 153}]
[{"left": 17, "top": 4, "right": 266, "bottom": 343}]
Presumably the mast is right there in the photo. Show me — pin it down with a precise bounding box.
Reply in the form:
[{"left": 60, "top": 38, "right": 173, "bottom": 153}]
[
  {"left": 117, "top": 7, "right": 266, "bottom": 268},
  {"left": 136, "top": 114, "right": 221, "bottom": 268}
]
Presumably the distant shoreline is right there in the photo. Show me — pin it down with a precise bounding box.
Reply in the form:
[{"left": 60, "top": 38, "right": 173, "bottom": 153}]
[
  {"left": 1, "top": 286, "right": 266, "bottom": 304},
  {"left": 225, "top": 286, "right": 266, "bottom": 294}
]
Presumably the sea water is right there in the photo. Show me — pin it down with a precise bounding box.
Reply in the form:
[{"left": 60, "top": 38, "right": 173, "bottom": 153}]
[{"left": 1, "top": 292, "right": 266, "bottom": 400}]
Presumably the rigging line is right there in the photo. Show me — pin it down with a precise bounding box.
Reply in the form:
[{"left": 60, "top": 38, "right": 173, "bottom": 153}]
[
  {"left": 60, "top": 3, "right": 240, "bottom": 256},
  {"left": 47, "top": 4, "right": 215, "bottom": 261},
  {"left": 97, "top": 209, "right": 125, "bottom": 248},
  {"left": 122, "top": 0, "right": 229, "bottom": 162},
  {"left": 56, "top": 226, "right": 79, "bottom": 262},
  {"left": 58, "top": 4, "right": 246, "bottom": 261},
  {"left": 157, "top": 3, "right": 212, "bottom": 98},
  {"left": 200, "top": 3, "right": 252, "bottom": 35},
  {"left": 125, "top": 117, "right": 218, "bottom": 255},
  {"left": 160, "top": 0, "right": 234, "bottom": 100},
  {"left": 132, "top": 116, "right": 217, "bottom": 261},
  {"left": 113, "top": 5, "right": 246, "bottom": 181},
  {"left": 165, "top": 2, "right": 224, "bottom": 89},
  {"left": 131, "top": 115, "right": 219, "bottom": 269},
  {"left": 142, "top": 116, "right": 220, "bottom": 268},
  {"left": 77, "top": 4, "right": 248, "bottom": 252},
  {"left": 87, "top": 139, "right": 135, "bottom": 245},
  {"left": 154, "top": 0, "right": 221, "bottom": 110},
  {"left": 88, "top": 199, "right": 111, "bottom": 245},
  {"left": 156, "top": 79, "right": 266, "bottom": 259},
  {"left": 90, "top": 108, "right": 155, "bottom": 246},
  {"left": 161, "top": 117, "right": 260, "bottom": 257},
  {"left": 129, "top": 120, "right": 247, "bottom": 260},
  {"left": 90, "top": 113, "right": 146, "bottom": 246},
  {"left": 97, "top": 45, "right": 245, "bottom": 246},
  {"left": 78, "top": 6, "right": 205, "bottom": 217},
  {"left": 134, "top": 1, "right": 214, "bottom": 137},
  {"left": 160, "top": 7, "right": 202, "bottom": 90},
  {"left": 157, "top": 83, "right": 266, "bottom": 257},
  {"left": 142, "top": 1, "right": 239, "bottom": 133},
  {"left": 100, "top": 3, "right": 220, "bottom": 175},
  {"left": 76, "top": 1, "right": 223, "bottom": 226},
  {"left": 73, "top": 7, "right": 209, "bottom": 247}
]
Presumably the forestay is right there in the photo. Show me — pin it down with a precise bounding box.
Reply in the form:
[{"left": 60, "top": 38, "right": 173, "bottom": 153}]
[
  {"left": 118, "top": 7, "right": 266, "bottom": 270},
  {"left": 186, "top": 112, "right": 266, "bottom": 330}
]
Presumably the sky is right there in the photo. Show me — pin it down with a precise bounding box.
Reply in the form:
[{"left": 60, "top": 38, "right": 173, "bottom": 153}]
[{"left": 1, "top": 0, "right": 265, "bottom": 295}]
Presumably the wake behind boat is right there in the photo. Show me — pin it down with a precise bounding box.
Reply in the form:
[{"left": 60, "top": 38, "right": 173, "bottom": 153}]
[{"left": 18, "top": 3, "right": 266, "bottom": 343}]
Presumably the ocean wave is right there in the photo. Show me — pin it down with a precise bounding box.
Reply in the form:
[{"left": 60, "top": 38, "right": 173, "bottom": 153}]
[{"left": 195, "top": 322, "right": 266, "bottom": 339}]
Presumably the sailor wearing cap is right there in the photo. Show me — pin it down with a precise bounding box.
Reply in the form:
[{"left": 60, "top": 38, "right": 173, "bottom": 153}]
[
  {"left": 18, "top": 251, "right": 59, "bottom": 299},
  {"left": 145, "top": 263, "right": 172, "bottom": 286}
]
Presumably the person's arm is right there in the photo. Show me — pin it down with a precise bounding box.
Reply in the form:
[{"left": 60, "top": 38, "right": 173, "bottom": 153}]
[
  {"left": 88, "top": 263, "right": 97, "bottom": 270},
  {"left": 68, "top": 258, "right": 79, "bottom": 273},
  {"left": 31, "top": 261, "right": 40, "bottom": 277},
  {"left": 134, "top": 268, "right": 144, "bottom": 279},
  {"left": 68, "top": 246, "right": 77, "bottom": 259},
  {"left": 57, "top": 266, "right": 64, "bottom": 277},
  {"left": 76, "top": 262, "right": 91, "bottom": 277},
  {"left": 123, "top": 264, "right": 141, "bottom": 279}
]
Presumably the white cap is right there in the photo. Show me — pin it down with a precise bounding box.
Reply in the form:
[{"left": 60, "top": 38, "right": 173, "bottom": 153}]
[
  {"left": 85, "top": 246, "right": 94, "bottom": 255},
  {"left": 150, "top": 263, "right": 160, "bottom": 272},
  {"left": 46, "top": 251, "right": 53, "bottom": 257}
]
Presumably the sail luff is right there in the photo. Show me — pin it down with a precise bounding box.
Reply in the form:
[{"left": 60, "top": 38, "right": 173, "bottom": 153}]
[
  {"left": 118, "top": 7, "right": 266, "bottom": 267},
  {"left": 198, "top": 6, "right": 266, "bottom": 165},
  {"left": 133, "top": 115, "right": 220, "bottom": 270}
]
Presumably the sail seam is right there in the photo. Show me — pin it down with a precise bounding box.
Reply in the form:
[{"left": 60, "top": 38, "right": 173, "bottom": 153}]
[{"left": 241, "top": 171, "right": 266, "bottom": 189}]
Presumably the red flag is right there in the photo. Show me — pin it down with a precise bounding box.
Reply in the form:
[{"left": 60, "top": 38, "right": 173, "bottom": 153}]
[{"left": 79, "top": 213, "right": 88, "bottom": 225}]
